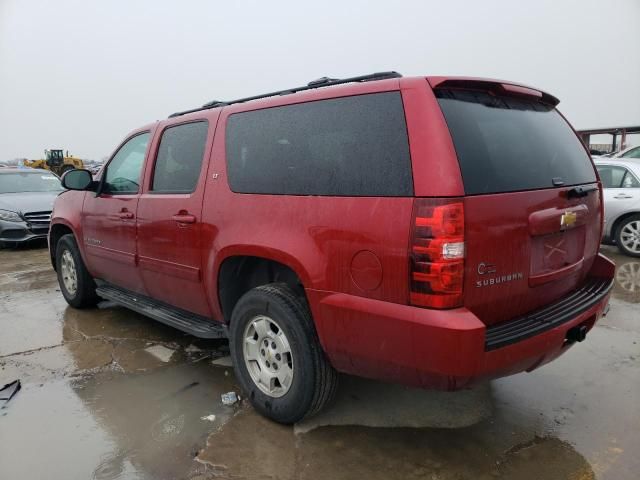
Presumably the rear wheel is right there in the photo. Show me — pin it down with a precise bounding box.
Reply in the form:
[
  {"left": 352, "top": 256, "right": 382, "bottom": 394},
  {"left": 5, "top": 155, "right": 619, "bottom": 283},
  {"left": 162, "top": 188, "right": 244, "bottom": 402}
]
[
  {"left": 56, "top": 234, "right": 99, "bottom": 308},
  {"left": 229, "top": 283, "right": 338, "bottom": 424},
  {"left": 616, "top": 214, "right": 640, "bottom": 257}
]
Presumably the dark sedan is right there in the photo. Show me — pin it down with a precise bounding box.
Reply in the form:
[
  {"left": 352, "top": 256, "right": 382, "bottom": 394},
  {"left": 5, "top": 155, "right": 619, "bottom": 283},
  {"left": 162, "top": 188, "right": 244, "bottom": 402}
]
[{"left": 0, "top": 168, "right": 63, "bottom": 246}]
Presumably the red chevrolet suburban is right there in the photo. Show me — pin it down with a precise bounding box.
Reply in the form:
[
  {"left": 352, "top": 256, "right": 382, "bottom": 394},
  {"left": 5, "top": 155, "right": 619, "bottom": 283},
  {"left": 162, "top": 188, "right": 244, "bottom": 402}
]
[{"left": 51, "top": 72, "right": 615, "bottom": 423}]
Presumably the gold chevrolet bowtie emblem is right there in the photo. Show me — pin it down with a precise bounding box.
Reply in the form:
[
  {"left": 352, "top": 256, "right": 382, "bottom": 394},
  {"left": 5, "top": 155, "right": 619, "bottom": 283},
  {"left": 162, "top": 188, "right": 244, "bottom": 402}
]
[{"left": 560, "top": 211, "right": 577, "bottom": 229}]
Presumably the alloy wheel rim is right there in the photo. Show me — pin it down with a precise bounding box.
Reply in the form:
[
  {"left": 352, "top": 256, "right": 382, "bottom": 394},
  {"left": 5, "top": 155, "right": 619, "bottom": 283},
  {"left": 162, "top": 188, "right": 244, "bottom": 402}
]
[
  {"left": 242, "top": 315, "right": 294, "bottom": 398},
  {"left": 620, "top": 220, "right": 640, "bottom": 253},
  {"left": 60, "top": 249, "right": 78, "bottom": 295}
]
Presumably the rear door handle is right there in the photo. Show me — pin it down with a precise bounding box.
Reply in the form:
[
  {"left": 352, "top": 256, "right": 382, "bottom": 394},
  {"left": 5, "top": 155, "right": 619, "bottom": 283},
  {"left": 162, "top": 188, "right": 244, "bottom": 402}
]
[
  {"left": 614, "top": 194, "right": 633, "bottom": 199},
  {"left": 172, "top": 213, "right": 196, "bottom": 224}
]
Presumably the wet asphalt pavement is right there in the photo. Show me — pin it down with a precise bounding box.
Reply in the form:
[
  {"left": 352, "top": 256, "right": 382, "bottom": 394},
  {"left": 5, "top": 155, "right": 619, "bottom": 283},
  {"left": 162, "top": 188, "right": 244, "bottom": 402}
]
[{"left": 0, "top": 243, "right": 638, "bottom": 479}]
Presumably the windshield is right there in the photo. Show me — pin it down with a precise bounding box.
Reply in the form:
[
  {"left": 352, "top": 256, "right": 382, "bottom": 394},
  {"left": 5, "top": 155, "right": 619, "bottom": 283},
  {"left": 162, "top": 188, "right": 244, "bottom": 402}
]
[{"left": 0, "top": 172, "right": 64, "bottom": 193}]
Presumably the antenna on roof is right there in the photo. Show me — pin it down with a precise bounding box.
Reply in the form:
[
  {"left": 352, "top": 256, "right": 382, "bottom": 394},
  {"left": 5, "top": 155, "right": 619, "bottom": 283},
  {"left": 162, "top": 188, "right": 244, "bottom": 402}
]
[{"left": 168, "top": 71, "right": 402, "bottom": 118}]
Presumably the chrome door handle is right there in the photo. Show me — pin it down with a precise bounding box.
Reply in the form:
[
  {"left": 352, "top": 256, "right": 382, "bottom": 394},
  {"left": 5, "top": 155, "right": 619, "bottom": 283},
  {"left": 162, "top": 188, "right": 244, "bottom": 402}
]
[{"left": 614, "top": 194, "right": 633, "bottom": 199}]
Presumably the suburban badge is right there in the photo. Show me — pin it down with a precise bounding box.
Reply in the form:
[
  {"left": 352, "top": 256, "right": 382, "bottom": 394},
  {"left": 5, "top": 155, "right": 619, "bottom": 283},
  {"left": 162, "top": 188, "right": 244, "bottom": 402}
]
[{"left": 476, "top": 262, "right": 524, "bottom": 288}]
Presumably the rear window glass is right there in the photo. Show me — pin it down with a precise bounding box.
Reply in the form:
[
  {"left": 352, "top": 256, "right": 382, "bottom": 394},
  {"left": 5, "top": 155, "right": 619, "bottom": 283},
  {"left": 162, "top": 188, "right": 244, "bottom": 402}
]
[
  {"left": 226, "top": 92, "right": 412, "bottom": 196},
  {"left": 436, "top": 89, "right": 596, "bottom": 195}
]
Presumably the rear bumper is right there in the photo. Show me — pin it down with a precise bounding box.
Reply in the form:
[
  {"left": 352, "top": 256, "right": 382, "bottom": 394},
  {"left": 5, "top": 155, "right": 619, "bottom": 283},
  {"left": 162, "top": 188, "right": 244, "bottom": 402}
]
[{"left": 308, "top": 253, "right": 615, "bottom": 390}]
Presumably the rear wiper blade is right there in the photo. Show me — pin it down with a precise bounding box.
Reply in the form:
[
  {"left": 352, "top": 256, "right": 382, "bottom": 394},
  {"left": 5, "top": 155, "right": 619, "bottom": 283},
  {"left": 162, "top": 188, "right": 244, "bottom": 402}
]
[{"left": 567, "top": 185, "right": 598, "bottom": 199}]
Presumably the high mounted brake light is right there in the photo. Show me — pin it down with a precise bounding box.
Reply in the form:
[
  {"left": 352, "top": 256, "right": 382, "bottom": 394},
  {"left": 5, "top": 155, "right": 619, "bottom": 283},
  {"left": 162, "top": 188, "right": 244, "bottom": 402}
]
[
  {"left": 428, "top": 78, "right": 560, "bottom": 107},
  {"left": 409, "top": 198, "right": 465, "bottom": 309}
]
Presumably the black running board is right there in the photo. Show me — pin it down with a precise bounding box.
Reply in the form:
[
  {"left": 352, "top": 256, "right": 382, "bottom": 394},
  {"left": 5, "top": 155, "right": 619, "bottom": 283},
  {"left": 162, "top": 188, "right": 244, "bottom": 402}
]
[{"left": 95, "top": 282, "right": 227, "bottom": 339}]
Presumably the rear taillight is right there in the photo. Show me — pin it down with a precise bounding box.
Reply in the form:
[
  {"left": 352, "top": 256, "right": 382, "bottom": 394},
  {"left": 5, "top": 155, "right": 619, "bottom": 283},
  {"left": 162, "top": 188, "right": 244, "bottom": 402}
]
[{"left": 409, "top": 198, "right": 465, "bottom": 309}]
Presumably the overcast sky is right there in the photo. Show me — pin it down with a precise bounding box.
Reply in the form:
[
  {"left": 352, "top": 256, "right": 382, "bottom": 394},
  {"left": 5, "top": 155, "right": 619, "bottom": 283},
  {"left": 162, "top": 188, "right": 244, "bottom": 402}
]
[{"left": 1, "top": 0, "right": 638, "bottom": 160}]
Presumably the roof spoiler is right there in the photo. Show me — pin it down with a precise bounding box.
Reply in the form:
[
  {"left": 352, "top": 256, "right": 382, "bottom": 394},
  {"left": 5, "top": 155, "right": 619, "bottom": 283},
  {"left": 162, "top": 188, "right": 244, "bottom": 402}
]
[{"left": 428, "top": 77, "right": 560, "bottom": 107}]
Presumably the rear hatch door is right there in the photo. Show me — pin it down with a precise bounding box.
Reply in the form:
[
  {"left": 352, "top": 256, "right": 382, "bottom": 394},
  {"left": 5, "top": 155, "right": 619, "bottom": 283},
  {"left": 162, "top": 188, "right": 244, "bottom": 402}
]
[{"left": 432, "top": 79, "right": 601, "bottom": 326}]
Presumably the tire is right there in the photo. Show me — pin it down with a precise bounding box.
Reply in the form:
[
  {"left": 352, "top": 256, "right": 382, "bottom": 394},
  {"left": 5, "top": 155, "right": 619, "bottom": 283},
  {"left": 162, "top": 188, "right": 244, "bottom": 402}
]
[
  {"left": 55, "top": 234, "right": 99, "bottom": 308},
  {"left": 615, "top": 214, "right": 640, "bottom": 258},
  {"left": 229, "top": 283, "right": 338, "bottom": 424}
]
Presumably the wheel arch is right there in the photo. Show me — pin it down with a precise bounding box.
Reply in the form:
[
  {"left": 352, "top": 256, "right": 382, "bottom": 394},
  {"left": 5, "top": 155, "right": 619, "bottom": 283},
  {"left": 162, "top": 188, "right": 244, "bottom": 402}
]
[
  {"left": 215, "top": 248, "right": 312, "bottom": 324},
  {"left": 49, "top": 221, "right": 83, "bottom": 270},
  {"left": 611, "top": 211, "right": 640, "bottom": 243},
  {"left": 49, "top": 222, "right": 73, "bottom": 270}
]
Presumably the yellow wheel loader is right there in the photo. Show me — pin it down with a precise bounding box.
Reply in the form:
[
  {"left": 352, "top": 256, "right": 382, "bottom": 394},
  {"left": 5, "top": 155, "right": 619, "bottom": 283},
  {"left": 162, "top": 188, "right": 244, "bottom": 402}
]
[{"left": 24, "top": 149, "right": 84, "bottom": 176}]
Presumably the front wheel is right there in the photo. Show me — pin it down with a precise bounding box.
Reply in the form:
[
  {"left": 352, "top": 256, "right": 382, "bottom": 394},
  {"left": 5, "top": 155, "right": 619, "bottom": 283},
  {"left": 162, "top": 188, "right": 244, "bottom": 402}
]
[
  {"left": 229, "top": 283, "right": 338, "bottom": 424},
  {"left": 56, "top": 234, "right": 99, "bottom": 308},
  {"left": 616, "top": 214, "right": 640, "bottom": 257}
]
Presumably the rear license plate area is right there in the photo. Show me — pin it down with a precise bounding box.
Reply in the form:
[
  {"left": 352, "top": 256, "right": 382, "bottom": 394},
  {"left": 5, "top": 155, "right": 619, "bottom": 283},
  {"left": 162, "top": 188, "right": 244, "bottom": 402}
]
[{"left": 530, "top": 227, "right": 585, "bottom": 278}]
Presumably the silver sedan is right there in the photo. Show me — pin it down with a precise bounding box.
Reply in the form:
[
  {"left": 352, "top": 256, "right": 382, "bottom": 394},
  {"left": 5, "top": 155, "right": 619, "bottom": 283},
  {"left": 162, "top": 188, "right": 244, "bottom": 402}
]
[{"left": 595, "top": 158, "right": 640, "bottom": 256}]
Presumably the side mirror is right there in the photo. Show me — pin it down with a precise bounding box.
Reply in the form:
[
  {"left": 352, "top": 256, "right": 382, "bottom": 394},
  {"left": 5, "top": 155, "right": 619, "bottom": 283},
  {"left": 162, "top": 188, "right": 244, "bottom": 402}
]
[{"left": 61, "top": 169, "right": 95, "bottom": 191}]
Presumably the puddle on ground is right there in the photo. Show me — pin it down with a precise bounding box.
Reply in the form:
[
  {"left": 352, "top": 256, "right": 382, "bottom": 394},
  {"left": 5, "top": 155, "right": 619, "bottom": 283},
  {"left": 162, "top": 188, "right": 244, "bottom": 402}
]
[
  {"left": 602, "top": 245, "right": 640, "bottom": 304},
  {"left": 295, "top": 376, "right": 492, "bottom": 433},
  {"left": 0, "top": 362, "right": 240, "bottom": 480},
  {"left": 198, "top": 408, "right": 596, "bottom": 480}
]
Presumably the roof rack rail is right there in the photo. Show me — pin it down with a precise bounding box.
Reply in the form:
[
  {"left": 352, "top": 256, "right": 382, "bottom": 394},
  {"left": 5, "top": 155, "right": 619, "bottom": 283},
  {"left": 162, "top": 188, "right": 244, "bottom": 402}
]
[{"left": 168, "top": 71, "right": 402, "bottom": 118}]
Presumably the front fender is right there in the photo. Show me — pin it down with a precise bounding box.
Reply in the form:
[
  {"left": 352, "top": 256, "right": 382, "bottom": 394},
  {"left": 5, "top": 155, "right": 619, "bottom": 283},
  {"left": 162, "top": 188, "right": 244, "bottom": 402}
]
[{"left": 49, "top": 191, "right": 88, "bottom": 270}]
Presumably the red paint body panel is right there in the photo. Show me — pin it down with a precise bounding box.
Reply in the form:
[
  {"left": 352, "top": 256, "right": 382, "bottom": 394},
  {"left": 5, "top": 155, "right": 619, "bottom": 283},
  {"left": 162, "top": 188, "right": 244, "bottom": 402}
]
[
  {"left": 50, "top": 75, "right": 615, "bottom": 391},
  {"left": 399, "top": 78, "right": 464, "bottom": 197},
  {"left": 82, "top": 192, "right": 145, "bottom": 293},
  {"left": 308, "top": 254, "right": 612, "bottom": 390},
  {"left": 135, "top": 113, "right": 220, "bottom": 316},
  {"left": 462, "top": 187, "right": 601, "bottom": 326}
]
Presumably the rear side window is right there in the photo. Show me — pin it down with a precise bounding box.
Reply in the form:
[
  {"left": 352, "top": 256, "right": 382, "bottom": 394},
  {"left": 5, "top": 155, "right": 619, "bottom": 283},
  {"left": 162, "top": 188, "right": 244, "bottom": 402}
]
[
  {"left": 152, "top": 121, "right": 208, "bottom": 193},
  {"left": 225, "top": 92, "right": 412, "bottom": 196},
  {"left": 597, "top": 165, "right": 640, "bottom": 188},
  {"left": 436, "top": 89, "right": 597, "bottom": 195}
]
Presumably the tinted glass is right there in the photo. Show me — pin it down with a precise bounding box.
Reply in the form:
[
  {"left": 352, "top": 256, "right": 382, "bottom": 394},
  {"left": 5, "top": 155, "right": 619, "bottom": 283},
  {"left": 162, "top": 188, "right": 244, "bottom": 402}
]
[
  {"left": 226, "top": 92, "right": 412, "bottom": 196},
  {"left": 104, "top": 133, "right": 150, "bottom": 194},
  {"left": 623, "top": 171, "right": 640, "bottom": 188},
  {"left": 596, "top": 165, "right": 626, "bottom": 188},
  {"left": 597, "top": 165, "right": 640, "bottom": 188},
  {"left": 436, "top": 90, "right": 597, "bottom": 195},
  {"left": 152, "top": 121, "right": 208, "bottom": 193},
  {"left": 0, "top": 172, "right": 63, "bottom": 193}
]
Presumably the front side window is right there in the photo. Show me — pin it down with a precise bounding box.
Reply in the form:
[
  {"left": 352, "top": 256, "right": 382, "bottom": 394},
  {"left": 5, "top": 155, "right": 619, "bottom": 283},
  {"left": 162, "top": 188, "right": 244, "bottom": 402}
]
[
  {"left": 226, "top": 92, "right": 412, "bottom": 196},
  {"left": 152, "top": 121, "right": 208, "bottom": 193},
  {"left": 104, "top": 133, "right": 150, "bottom": 194}
]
